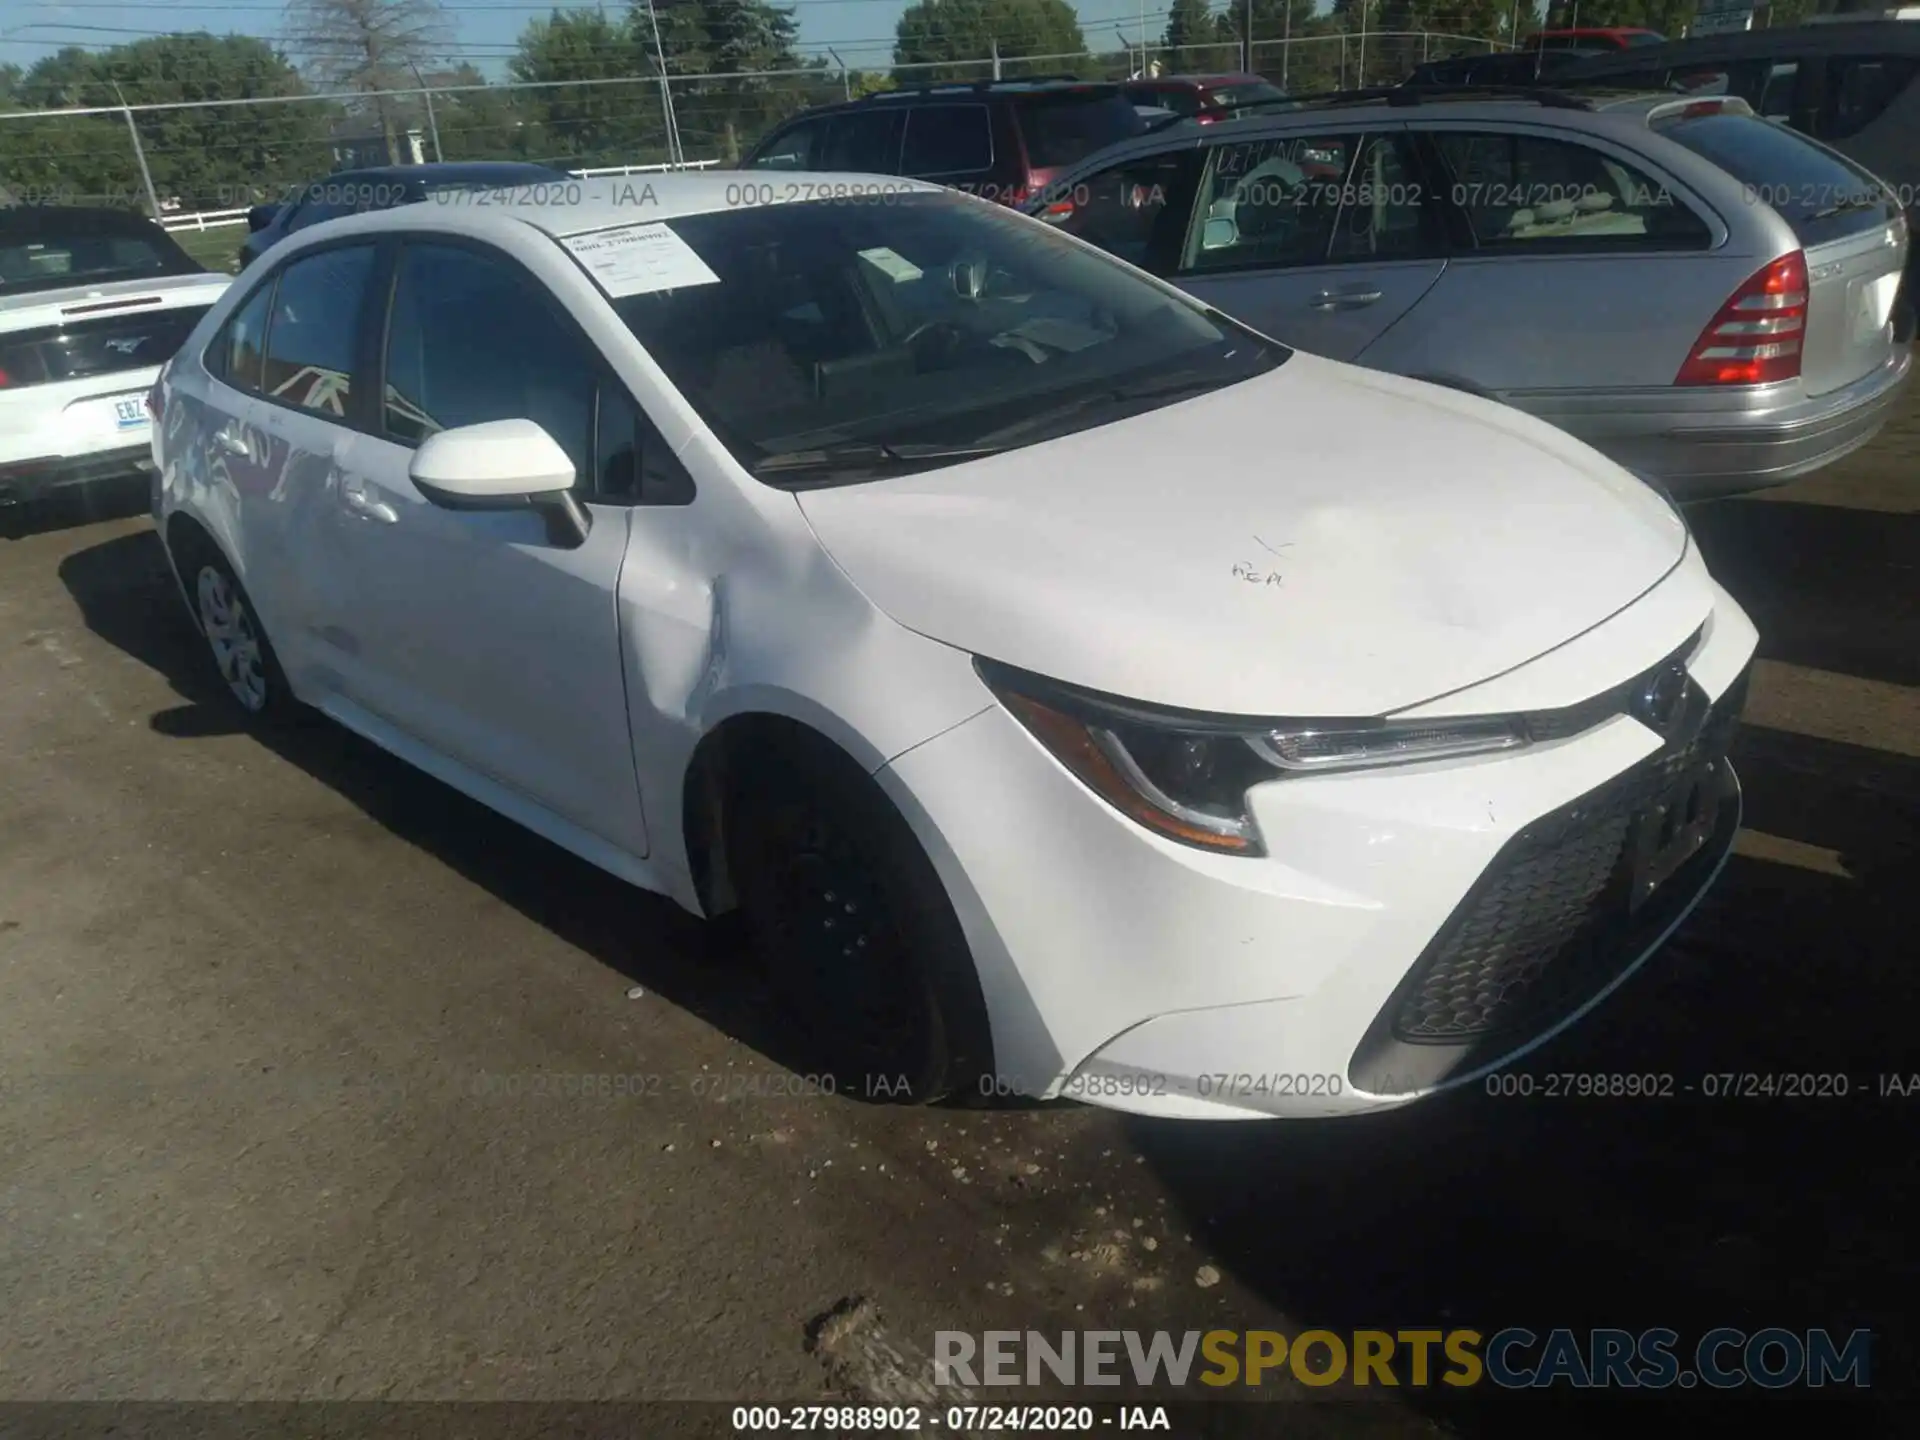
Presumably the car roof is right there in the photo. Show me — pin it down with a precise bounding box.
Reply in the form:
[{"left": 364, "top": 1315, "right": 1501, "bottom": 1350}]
[
  {"left": 334, "top": 172, "right": 950, "bottom": 235},
  {"left": 1039, "top": 87, "right": 1738, "bottom": 172},
  {"left": 326, "top": 161, "right": 569, "bottom": 184},
  {"left": 0, "top": 204, "right": 161, "bottom": 236}
]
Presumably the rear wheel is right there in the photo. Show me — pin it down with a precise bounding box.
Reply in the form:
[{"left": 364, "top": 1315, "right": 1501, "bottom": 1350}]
[
  {"left": 725, "top": 745, "right": 991, "bottom": 1104},
  {"left": 183, "top": 544, "right": 300, "bottom": 724}
]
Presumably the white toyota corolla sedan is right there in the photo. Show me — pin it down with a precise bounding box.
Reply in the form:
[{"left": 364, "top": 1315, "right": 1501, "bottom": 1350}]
[{"left": 149, "top": 174, "right": 1758, "bottom": 1120}]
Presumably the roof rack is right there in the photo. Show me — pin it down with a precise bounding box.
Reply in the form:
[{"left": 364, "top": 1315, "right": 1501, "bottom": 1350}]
[
  {"left": 1295, "top": 83, "right": 1599, "bottom": 110},
  {"left": 861, "top": 74, "right": 1100, "bottom": 101}
]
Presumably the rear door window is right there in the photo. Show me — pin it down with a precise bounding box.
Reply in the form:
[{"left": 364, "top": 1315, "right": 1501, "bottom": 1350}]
[
  {"left": 750, "top": 117, "right": 831, "bottom": 171},
  {"left": 1433, "top": 130, "right": 1711, "bottom": 251},
  {"left": 210, "top": 280, "right": 275, "bottom": 391},
  {"left": 1329, "top": 133, "right": 1441, "bottom": 262},
  {"left": 822, "top": 109, "right": 904, "bottom": 173},
  {"left": 1179, "top": 132, "right": 1358, "bottom": 275},
  {"left": 1011, "top": 92, "right": 1148, "bottom": 170},
  {"left": 1050, "top": 151, "right": 1200, "bottom": 271},
  {"left": 1817, "top": 56, "right": 1920, "bottom": 142},
  {"left": 260, "top": 245, "right": 376, "bottom": 419},
  {"left": 1656, "top": 109, "right": 1903, "bottom": 246},
  {"left": 901, "top": 105, "right": 993, "bottom": 177}
]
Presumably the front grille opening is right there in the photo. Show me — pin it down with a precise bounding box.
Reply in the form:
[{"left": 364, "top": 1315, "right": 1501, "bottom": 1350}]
[{"left": 1383, "top": 664, "right": 1749, "bottom": 1049}]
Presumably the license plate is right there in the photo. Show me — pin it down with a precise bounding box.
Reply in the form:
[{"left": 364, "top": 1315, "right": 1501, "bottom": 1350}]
[
  {"left": 113, "top": 395, "right": 148, "bottom": 430},
  {"left": 1626, "top": 764, "right": 1723, "bottom": 912}
]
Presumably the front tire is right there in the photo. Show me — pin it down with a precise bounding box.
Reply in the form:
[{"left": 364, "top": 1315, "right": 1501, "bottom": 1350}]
[{"left": 726, "top": 747, "right": 992, "bottom": 1104}]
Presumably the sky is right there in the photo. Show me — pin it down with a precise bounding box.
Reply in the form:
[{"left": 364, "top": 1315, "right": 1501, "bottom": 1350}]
[{"left": 0, "top": 0, "right": 1220, "bottom": 76}]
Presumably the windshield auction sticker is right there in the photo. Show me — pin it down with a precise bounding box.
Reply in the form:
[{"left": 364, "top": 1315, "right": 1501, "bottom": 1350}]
[{"left": 561, "top": 222, "right": 720, "bottom": 298}]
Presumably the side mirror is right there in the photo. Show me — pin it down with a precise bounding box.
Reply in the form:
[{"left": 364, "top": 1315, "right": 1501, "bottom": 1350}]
[
  {"left": 246, "top": 204, "right": 281, "bottom": 233},
  {"left": 1201, "top": 216, "right": 1238, "bottom": 251},
  {"left": 409, "top": 419, "right": 592, "bottom": 549}
]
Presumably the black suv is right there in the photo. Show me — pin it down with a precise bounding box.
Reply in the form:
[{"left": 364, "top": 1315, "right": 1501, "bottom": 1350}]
[{"left": 739, "top": 78, "right": 1150, "bottom": 206}]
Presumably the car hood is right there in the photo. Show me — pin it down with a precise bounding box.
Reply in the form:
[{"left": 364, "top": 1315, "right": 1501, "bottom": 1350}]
[{"left": 796, "top": 353, "right": 1690, "bottom": 717}]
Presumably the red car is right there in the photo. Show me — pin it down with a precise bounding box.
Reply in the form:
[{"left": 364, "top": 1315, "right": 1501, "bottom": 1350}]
[
  {"left": 1525, "top": 27, "right": 1667, "bottom": 51},
  {"left": 1120, "top": 73, "right": 1290, "bottom": 125}
]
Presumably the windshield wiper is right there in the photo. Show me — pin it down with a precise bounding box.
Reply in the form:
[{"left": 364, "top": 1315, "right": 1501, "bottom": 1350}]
[
  {"left": 1810, "top": 194, "right": 1884, "bottom": 221},
  {"left": 969, "top": 369, "right": 1232, "bottom": 448},
  {"left": 751, "top": 440, "right": 1007, "bottom": 483}
]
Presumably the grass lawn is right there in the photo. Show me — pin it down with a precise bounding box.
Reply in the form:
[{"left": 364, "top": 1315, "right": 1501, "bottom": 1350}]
[{"left": 172, "top": 225, "right": 243, "bottom": 274}]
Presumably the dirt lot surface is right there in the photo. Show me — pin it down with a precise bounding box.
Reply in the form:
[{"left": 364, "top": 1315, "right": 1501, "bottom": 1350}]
[{"left": 1, "top": 381, "right": 1914, "bottom": 1438}]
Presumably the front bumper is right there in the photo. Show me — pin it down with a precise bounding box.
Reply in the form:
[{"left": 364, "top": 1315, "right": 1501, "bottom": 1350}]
[
  {"left": 1513, "top": 345, "right": 1912, "bottom": 502},
  {"left": 877, "top": 579, "right": 1758, "bottom": 1121},
  {"left": 0, "top": 443, "right": 156, "bottom": 505}
]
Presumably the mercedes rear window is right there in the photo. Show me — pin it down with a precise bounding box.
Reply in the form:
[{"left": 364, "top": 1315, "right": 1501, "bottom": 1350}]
[
  {"left": 1013, "top": 91, "right": 1148, "bottom": 169},
  {"left": 1656, "top": 110, "right": 1904, "bottom": 247}
]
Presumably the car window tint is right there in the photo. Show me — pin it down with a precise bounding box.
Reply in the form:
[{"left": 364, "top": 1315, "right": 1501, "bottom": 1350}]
[
  {"left": 1820, "top": 56, "right": 1920, "bottom": 142},
  {"left": 821, "top": 110, "right": 903, "bottom": 172},
  {"left": 595, "top": 382, "right": 693, "bottom": 506},
  {"left": 1014, "top": 93, "right": 1147, "bottom": 170},
  {"left": 610, "top": 193, "right": 1280, "bottom": 478},
  {"left": 1658, "top": 109, "right": 1899, "bottom": 247},
  {"left": 1328, "top": 134, "right": 1436, "bottom": 262},
  {"left": 1733, "top": 60, "right": 1800, "bottom": 120},
  {"left": 751, "top": 117, "right": 829, "bottom": 170},
  {"left": 1670, "top": 65, "right": 1731, "bottom": 96},
  {"left": 382, "top": 243, "right": 594, "bottom": 481},
  {"left": 901, "top": 106, "right": 993, "bottom": 177},
  {"left": 260, "top": 245, "right": 374, "bottom": 417},
  {"left": 1179, "top": 133, "right": 1355, "bottom": 275},
  {"left": 1434, "top": 131, "right": 1710, "bottom": 252},
  {"left": 1052, "top": 153, "right": 1193, "bottom": 271},
  {"left": 213, "top": 279, "right": 274, "bottom": 391}
]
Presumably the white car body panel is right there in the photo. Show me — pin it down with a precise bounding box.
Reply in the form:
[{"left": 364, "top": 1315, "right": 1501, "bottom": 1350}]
[
  {"left": 798, "top": 354, "right": 1690, "bottom": 717},
  {"left": 150, "top": 179, "right": 1759, "bottom": 1119},
  {"left": 0, "top": 273, "right": 229, "bottom": 483}
]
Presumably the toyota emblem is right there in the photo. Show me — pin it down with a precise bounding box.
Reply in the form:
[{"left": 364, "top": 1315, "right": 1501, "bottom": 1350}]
[{"left": 1632, "top": 663, "right": 1690, "bottom": 734}]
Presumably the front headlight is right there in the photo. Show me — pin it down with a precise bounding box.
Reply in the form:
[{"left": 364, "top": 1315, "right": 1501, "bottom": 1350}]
[{"left": 978, "top": 661, "right": 1529, "bottom": 857}]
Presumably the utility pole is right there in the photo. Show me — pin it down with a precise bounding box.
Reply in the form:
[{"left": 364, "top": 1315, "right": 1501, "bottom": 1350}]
[
  {"left": 828, "top": 48, "right": 850, "bottom": 101},
  {"left": 411, "top": 64, "right": 444, "bottom": 162},
  {"left": 991, "top": 36, "right": 1002, "bottom": 81},
  {"left": 642, "top": 0, "right": 684, "bottom": 167},
  {"left": 1244, "top": 0, "right": 1253, "bottom": 72},
  {"left": 110, "top": 82, "right": 161, "bottom": 221},
  {"left": 1283, "top": 0, "right": 1292, "bottom": 87}
]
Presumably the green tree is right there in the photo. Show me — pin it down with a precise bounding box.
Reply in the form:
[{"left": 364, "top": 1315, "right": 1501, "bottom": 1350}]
[
  {"left": 649, "top": 0, "right": 819, "bottom": 163},
  {"left": 1165, "top": 0, "right": 1240, "bottom": 71},
  {"left": 425, "top": 65, "right": 533, "bottom": 163},
  {"left": 511, "top": 9, "right": 665, "bottom": 167},
  {"left": 893, "top": 0, "right": 1089, "bottom": 84},
  {"left": 3, "top": 36, "right": 331, "bottom": 213}
]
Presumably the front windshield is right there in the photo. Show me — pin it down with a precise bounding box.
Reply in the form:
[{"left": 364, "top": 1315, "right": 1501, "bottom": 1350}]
[{"left": 609, "top": 192, "right": 1286, "bottom": 485}]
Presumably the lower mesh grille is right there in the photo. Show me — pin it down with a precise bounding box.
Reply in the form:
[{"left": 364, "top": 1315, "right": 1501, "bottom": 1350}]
[{"left": 1390, "top": 665, "right": 1749, "bottom": 1045}]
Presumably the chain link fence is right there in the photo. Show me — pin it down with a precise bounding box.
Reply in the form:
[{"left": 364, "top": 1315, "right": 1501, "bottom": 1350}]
[{"left": 1, "top": 30, "right": 1507, "bottom": 251}]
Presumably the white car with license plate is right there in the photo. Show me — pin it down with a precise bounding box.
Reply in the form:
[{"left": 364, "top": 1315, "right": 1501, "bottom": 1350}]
[
  {"left": 151, "top": 176, "right": 1758, "bottom": 1119},
  {"left": 0, "top": 206, "right": 228, "bottom": 505}
]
